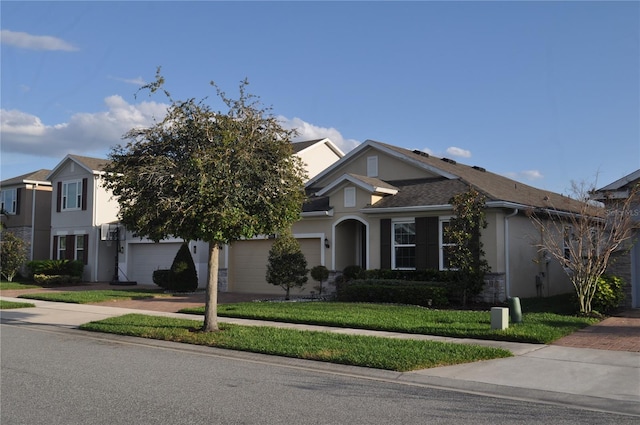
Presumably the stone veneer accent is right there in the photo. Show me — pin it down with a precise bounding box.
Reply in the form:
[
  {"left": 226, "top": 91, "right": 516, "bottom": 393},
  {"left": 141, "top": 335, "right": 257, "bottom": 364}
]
[{"left": 476, "top": 272, "right": 506, "bottom": 304}]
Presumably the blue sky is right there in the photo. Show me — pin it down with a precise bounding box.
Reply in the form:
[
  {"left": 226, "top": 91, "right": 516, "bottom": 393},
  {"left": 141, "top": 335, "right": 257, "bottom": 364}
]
[{"left": 1, "top": 1, "right": 638, "bottom": 195}]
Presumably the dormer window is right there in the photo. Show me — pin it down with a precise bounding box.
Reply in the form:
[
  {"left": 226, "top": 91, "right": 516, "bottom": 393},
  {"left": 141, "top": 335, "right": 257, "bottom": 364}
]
[{"left": 344, "top": 187, "right": 356, "bottom": 208}]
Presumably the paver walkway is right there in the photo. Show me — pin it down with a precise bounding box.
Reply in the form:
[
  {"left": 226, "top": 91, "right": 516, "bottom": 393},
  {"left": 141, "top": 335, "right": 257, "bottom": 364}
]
[{"left": 3, "top": 282, "right": 639, "bottom": 352}]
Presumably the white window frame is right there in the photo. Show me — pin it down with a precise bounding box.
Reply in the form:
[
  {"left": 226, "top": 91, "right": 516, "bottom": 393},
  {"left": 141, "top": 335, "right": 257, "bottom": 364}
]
[
  {"left": 563, "top": 225, "right": 573, "bottom": 262},
  {"left": 58, "top": 237, "right": 67, "bottom": 260},
  {"left": 75, "top": 235, "right": 85, "bottom": 263},
  {"left": 1, "top": 188, "right": 17, "bottom": 215},
  {"left": 367, "top": 156, "right": 378, "bottom": 177},
  {"left": 392, "top": 220, "right": 416, "bottom": 270},
  {"left": 439, "top": 216, "right": 455, "bottom": 270},
  {"left": 62, "top": 180, "right": 83, "bottom": 211},
  {"left": 344, "top": 186, "right": 356, "bottom": 208}
]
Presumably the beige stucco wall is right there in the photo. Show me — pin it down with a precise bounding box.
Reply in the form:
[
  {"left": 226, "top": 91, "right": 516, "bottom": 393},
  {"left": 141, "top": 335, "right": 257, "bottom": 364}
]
[{"left": 296, "top": 142, "right": 342, "bottom": 181}]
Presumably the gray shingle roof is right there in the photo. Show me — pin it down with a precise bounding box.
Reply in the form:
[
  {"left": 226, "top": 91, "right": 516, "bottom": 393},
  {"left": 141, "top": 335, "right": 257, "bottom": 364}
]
[
  {"left": 0, "top": 169, "right": 52, "bottom": 186},
  {"left": 68, "top": 155, "right": 111, "bottom": 172}
]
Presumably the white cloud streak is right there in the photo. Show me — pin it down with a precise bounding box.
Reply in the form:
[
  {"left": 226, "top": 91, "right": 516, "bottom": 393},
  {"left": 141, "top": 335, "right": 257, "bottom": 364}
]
[
  {"left": 1, "top": 29, "right": 78, "bottom": 51},
  {"left": 1, "top": 100, "right": 360, "bottom": 160},
  {"left": 446, "top": 146, "right": 472, "bottom": 158}
]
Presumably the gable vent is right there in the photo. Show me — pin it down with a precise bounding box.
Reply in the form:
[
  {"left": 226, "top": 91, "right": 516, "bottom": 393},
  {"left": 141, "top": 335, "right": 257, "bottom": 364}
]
[
  {"left": 472, "top": 166, "right": 486, "bottom": 172},
  {"left": 441, "top": 158, "right": 456, "bottom": 165}
]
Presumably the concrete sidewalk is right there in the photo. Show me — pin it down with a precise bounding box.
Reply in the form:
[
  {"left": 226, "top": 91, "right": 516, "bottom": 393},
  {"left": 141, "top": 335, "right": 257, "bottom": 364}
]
[{"left": 1, "top": 296, "right": 639, "bottom": 416}]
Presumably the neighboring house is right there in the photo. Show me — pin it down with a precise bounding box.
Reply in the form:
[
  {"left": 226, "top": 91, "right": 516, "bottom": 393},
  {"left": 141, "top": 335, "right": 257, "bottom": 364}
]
[
  {"left": 47, "top": 155, "right": 119, "bottom": 282},
  {"left": 122, "top": 138, "right": 344, "bottom": 287},
  {"left": 591, "top": 170, "right": 640, "bottom": 308},
  {"left": 224, "top": 139, "right": 589, "bottom": 300},
  {"left": 0, "top": 170, "right": 52, "bottom": 262}
]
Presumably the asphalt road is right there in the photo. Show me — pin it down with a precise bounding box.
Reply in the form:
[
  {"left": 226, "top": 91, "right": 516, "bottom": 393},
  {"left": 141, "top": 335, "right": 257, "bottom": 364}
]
[{"left": 1, "top": 323, "right": 635, "bottom": 425}]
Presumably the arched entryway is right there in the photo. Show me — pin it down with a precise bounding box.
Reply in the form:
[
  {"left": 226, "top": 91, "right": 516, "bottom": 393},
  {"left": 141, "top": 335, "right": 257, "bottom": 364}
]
[{"left": 333, "top": 217, "right": 368, "bottom": 271}]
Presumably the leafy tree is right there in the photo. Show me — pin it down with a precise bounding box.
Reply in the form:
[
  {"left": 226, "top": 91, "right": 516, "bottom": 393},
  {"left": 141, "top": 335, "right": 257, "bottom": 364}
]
[
  {"left": 266, "top": 230, "right": 309, "bottom": 300},
  {"left": 1, "top": 230, "right": 27, "bottom": 282},
  {"left": 445, "top": 188, "right": 490, "bottom": 305},
  {"left": 169, "top": 242, "right": 198, "bottom": 292},
  {"left": 530, "top": 181, "right": 638, "bottom": 315},
  {"left": 310, "top": 265, "right": 329, "bottom": 296},
  {"left": 103, "top": 69, "right": 307, "bottom": 331}
]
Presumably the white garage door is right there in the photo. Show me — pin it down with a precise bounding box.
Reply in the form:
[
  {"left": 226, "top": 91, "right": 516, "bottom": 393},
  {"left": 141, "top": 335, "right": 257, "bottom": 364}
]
[
  {"left": 228, "top": 238, "right": 322, "bottom": 295},
  {"left": 127, "top": 243, "right": 182, "bottom": 285}
]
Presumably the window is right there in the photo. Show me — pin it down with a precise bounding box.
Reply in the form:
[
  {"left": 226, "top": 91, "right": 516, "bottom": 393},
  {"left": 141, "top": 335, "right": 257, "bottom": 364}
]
[
  {"left": 58, "top": 236, "right": 67, "bottom": 260},
  {"left": 1, "top": 189, "right": 17, "bottom": 214},
  {"left": 439, "top": 218, "right": 455, "bottom": 270},
  {"left": 367, "top": 156, "right": 378, "bottom": 177},
  {"left": 344, "top": 187, "right": 356, "bottom": 208},
  {"left": 563, "top": 226, "right": 573, "bottom": 261},
  {"left": 62, "top": 180, "right": 83, "bottom": 210},
  {"left": 393, "top": 221, "right": 415, "bottom": 269},
  {"left": 75, "top": 235, "right": 85, "bottom": 263}
]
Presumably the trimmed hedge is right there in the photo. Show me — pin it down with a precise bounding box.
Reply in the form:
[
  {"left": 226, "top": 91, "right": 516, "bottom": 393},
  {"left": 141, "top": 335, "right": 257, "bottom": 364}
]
[
  {"left": 336, "top": 279, "right": 450, "bottom": 307},
  {"left": 33, "top": 274, "right": 81, "bottom": 285},
  {"left": 27, "top": 260, "right": 84, "bottom": 279}
]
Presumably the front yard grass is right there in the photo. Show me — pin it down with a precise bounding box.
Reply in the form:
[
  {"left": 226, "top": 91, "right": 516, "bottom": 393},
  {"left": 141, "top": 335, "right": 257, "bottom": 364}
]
[
  {"left": 0, "top": 300, "right": 36, "bottom": 309},
  {"left": 79, "top": 313, "right": 512, "bottom": 372},
  {"left": 180, "top": 300, "right": 598, "bottom": 344},
  {"left": 18, "top": 289, "right": 170, "bottom": 304},
  {"left": 0, "top": 281, "right": 40, "bottom": 290}
]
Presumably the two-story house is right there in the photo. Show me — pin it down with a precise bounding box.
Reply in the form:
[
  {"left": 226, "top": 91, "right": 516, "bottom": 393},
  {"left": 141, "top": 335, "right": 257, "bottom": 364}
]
[
  {"left": 0, "top": 170, "right": 52, "bottom": 263},
  {"left": 47, "top": 155, "right": 119, "bottom": 282}
]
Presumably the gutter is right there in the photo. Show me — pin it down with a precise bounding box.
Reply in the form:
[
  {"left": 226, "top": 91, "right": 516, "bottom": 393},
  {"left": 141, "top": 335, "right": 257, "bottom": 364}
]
[
  {"left": 30, "top": 183, "right": 37, "bottom": 261},
  {"left": 301, "top": 210, "right": 334, "bottom": 218}
]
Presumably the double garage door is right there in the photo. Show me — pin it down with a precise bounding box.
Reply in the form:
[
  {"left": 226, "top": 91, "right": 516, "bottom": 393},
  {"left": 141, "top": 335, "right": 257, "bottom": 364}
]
[{"left": 228, "top": 238, "right": 322, "bottom": 294}]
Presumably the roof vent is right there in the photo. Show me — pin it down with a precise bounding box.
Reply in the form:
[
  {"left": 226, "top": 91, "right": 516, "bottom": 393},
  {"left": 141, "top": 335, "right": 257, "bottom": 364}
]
[
  {"left": 413, "top": 149, "right": 429, "bottom": 158},
  {"left": 472, "top": 166, "right": 486, "bottom": 172},
  {"left": 441, "top": 158, "right": 456, "bottom": 165}
]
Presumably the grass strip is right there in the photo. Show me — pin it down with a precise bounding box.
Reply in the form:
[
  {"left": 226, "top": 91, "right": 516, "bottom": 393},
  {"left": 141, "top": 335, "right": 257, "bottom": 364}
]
[
  {"left": 0, "top": 300, "right": 36, "bottom": 309},
  {"left": 181, "top": 302, "right": 598, "bottom": 344},
  {"left": 18, "top": 289, "right": 170, "bottom": 304},
  {"left": 0, "top": 282, "right": 40, "bottom": 290},
  {"left": 80, "top": 313, "right": 512, "bottom": 372}
]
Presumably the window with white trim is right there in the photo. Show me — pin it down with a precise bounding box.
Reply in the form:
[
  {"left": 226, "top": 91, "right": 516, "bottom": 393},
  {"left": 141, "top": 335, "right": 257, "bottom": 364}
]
[
  {"left": 563, "top": 226, "right": 573, "bottom": 261},
  {"left": 58, "top": 236, "right": 67, "bottom": 260},
  {"left": 344, "top": 187, "right": 356, "bottom": 208},
  {"left": 439, "top": 218, "right": 455, "bottom": 270},
  {"left": 1, "top": 189, "right": 17, "bottom": 214},
  {"left": 392, "top": 220, "right": 415, "bottom": 269},
  {"left": 75, "top": 235, "right": 85, "bottom": 263},
  {"left": 62, "top": 180, "right": 83, "bottom": 210},
  {"left": 367, "top": 156, "right": 378, "bottom": 177}
]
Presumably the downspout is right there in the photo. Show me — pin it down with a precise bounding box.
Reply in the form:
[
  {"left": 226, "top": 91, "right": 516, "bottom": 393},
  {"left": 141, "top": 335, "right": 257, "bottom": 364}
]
[
  {"left": 93, "top": 175, "right": 99, "bottom": 282},
  {"left": 504, "top": 208, "right": 519, "bottom": 299},
  {"left": 30, "top": 183, "right": 37, "bottom": 261}
]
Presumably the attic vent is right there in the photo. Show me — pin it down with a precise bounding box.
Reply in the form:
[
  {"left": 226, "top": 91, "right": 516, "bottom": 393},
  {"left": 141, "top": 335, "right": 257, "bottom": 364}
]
[
  {"left": 472, "top": 166, "right": 486, "bottom": 172},
  {"left": 412, "top": 150, "right": 429, "bottom": 158},
  {"left": 441, "top": 158, "right": 456, "bottom": 165}
]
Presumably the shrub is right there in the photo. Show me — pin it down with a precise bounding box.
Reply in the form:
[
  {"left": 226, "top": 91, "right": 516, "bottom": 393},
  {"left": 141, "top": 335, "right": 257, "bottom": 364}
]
[
  {"left": 170, "top": 243, "right": 198, "bottom": 292},
  {"left": 266, "top": 230, "right": 308, "bottom": 300},
  {"left": 336, "top": 279, "right": 450, "bottom": 307},
  {"left": 310, "top": 265, "right": 330, "bottom": 296},
  {"left": 1, "top": 230, "right": 27, "bottom": 282},
  {"left": 342, "top": 265, "right": 364, "bottom": 281},
  {"left": 27, "top": 260, "right": 84, "bottom": 279},
  {"left": 152, "top": 269, "right": 172, "bottom": 289},
  {"left": 32, "top": 274, "right": 80, "bottom": 285},
  {"left": 592, "top": 274, "right": 626, "bottom": 314}
]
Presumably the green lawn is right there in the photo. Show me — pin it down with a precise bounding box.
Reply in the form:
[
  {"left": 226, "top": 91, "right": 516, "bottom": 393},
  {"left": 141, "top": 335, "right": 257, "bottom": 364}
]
[
  {"left": 18, "top": 289, "right": 170, "bottom": 304},
  {"left": 0, "top": 281, "right": 40, "bottom": 290},
  {"left": 0, "top": 299, "right": 36, "bottom": 309},
  {"left": 79, "top": 313, "right": 512, "bottom": 372},
  {"left": 180, "top": 300, "right": 598, "bottom": 344}
]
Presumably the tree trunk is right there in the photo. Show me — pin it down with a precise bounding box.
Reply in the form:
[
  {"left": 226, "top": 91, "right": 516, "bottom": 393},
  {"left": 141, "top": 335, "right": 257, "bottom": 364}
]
[{"left": 203, "top": 242, "right": 219, "bottom": 332}]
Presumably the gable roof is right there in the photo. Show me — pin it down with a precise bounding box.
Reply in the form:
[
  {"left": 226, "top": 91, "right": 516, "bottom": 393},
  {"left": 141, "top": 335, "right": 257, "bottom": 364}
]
[
  {"left": 1, "top": 169, "right": 52, "bottom": 187},
  {"left": 307, "top": 139, "right": 586, "bottom": 214},
  {"left": 47, "top": 154, "right": 111, "bottom": 180},
  {"left": 596, "top": 169, "right": 640, "bottom": 192},
  {"left": 316, "top": 173, "right": 399, "bottom": 197},
  {"left": 292, "top": 138, "right": 345, "bottom": 157}
]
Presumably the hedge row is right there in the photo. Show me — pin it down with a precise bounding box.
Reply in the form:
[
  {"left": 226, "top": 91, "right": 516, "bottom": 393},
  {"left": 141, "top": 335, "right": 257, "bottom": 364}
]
[{"left": 336, "top": 279, "right": 450, "bottom": 307}]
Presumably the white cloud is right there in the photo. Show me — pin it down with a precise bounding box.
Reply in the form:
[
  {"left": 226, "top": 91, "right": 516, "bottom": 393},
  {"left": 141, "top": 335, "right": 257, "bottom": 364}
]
[
  {"left": 109, "top": 75, "right": 147, "bottom": 86},
  {"left": 446, "top": 146, "right": 472, "bottom": 158},
  {"left": 0, "top": 96, "right": 168, "bottom": 157},
  {"left": 504, "top": 170, "right": 544, "bottom": 181},
  {"left": 1, "top": 29, "right": 78, "bottom": 51},
  {"left": 278, "top": 116, "right": 360, "bottom": 154}
]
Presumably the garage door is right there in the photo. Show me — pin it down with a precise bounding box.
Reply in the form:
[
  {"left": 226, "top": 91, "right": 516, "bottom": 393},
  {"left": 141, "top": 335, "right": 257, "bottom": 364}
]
[
  {"left": 228, "top": 238, "right": 322, "bottom": 295},
  {"left": 127, "top": 242, "right": 182, "bottom": 285}
]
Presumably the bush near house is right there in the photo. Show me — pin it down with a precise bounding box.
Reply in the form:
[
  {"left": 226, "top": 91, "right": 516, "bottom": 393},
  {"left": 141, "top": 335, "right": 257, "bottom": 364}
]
[
  {"left": 337, "top": 279, "right": 450, "bottom": 307},
  {"left": 26, "top": 260, "right": 84, "bottom": 285},
  {"left": 591, "top": 274, "right": 626, "bottom": 314}
]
